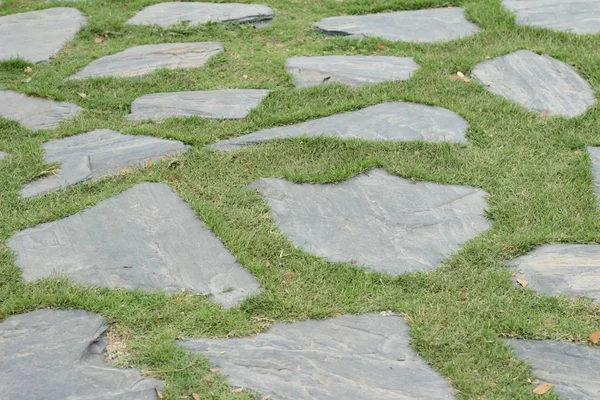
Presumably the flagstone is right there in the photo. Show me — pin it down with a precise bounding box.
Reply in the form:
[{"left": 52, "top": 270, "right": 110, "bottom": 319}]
[
  {"left": 503, "top": 0, "right": 600, "bottom": 34},
  {"left": 587, "top": 146, "right": 600, "bottom": 203},
  {"left": 0, "top": 90, "right": 82, "bottom": 130}
]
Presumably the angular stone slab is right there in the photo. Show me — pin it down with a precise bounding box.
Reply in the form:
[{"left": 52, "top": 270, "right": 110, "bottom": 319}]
[
  {"left": 503, "top": 0, "right": 600, "bottom": 34},
  {"left": 8, "top": 183, "right": 261, "bottom": 307},
  {"left": 180, "top": 314, "right": 455, "bottom": 399},
  {"left": 314, "top": 7, "right": 479, "bottom": 43},
  {"left": 21, "top": 129, "right": 188, "bottom": 197},
  {"left": 249, "top": 169, "right": 490, "bottom": 274},
  {"left": 69, "top": 42, "right": 223, "bottom": 80},
  {"left": 0, "top": 90, "right": 82, "bottom": 130},
  {"left": 0, "top": 309, "right": 163, "bottom": 399},
  {"left": 286, "top": 56, "right": 419, "bottom": 88},
  {"left": 472, "top": 50, "right": 595, "bottom": 117},
  {"left": 127, "top": 89, "right": 269, "bottom": 121},
  {"left": 588, "top": 147, "right": 600, "bottom": 204},
  {"left": 0, "top": 8, "right": 86, "bottom": 63}
]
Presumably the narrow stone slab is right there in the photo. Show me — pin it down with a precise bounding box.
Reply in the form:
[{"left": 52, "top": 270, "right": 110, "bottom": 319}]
[
  {"left": 0, "top": 309, "right": 163, "bottom": 398},
  {"left": 472, "top": 50, "right": 595, "bottom": 117},
  {"left": 588, "top": 147, "right": 600, "bottom": 204},
  {"left": 180, "top": 314, "right": 455, "bottom": 399},
  {"left": 8, "top": 183, "right": 261, "bottom": 307},
  {"left": 314, "top": 7, "right": 479, "bottom": 43},
  {"left": 0, "top": 90, "right": 82, "bottom": 130},
  {"left": 68, "top": 42, "right": 223, "bottom": 80},
  {"left": 503, "top": 0, "right": 600, "bottom": 34}
]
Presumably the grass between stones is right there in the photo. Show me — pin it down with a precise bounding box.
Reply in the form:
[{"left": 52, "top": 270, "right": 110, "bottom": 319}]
[{"left": 1, "top": 0, "right": 599, "bottom": 398}]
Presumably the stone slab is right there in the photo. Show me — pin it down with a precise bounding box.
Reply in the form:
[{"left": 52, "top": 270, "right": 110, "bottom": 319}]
[
  {"left": 588, "top": 147, "right": 600, "bottom": 204},
  {"left": 503, "top": 0, "right": 600, "bottom": 34},
  {"left": 0, "top": 90, "right": 82, "bottom": 130},
  {"left": 180, "top": 314, "right": 455, "bottom": 399},
  {"left": 472, "top": 50, "right": 595, "bottom": 117},
  {"left": 8, "top": 183, "right": 261, "bottom": 307},
  {"left": 0, "top": 309, "right": 163, "bottom": 399}
]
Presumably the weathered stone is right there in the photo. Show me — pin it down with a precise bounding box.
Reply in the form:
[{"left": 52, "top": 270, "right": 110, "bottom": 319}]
[
  {"left": 0, "top": 8, "right": 86, "bottom": 62},
  {"left": 0, "top": 309, "right": 163, "bottom": 399},
  {"left": 472, "top": 50, "right": 595, "bottom": 117},
  {"left": 249, "top": 169, "right": 490, "bottom": 274},
  {"left": 0, "top": 90, "right": 82, "bottom": 130},
  {"left": 503, "top": 0, "right": 600, "bottom": 34},
  {"left": 588, "top": 147, "right": 600, "bottom": 203},
  {"left": 180, "top": 314, "right": 455, "bottom": 399},
  {"left": 8, "top": 183, "right": 261, "bottom": 307}
]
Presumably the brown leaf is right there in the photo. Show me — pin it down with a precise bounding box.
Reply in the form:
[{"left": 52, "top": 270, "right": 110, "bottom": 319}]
[
  {"left": 231, "top": 388, "right": 244, "bottom": 393},
  {"left": 95, "top": 37, "right": 103, "bottom": 44},
  {"left": 192, "top": 393, "right": 201, "bottom": 400},
  {"left": 283, "top": 271, "right": 294, "bottom": 280},
  {"left": 78, "top": 92, "right": 87, "bottom": 98},
  {"left": 21, "top": 77, "right": 32, "bottom": 83},
  {"left": 209, "top": 368, "right": 220, "bottom": 373},
  {"left": 376, "top": 42, "right": 385, "bottom": 50},
  {"left": 123, "top": 2, "right": 128, "bottom": 8},
  {"left": 156, "top": 389, "right": 163, "bottom": 399},
  {"left": 589, "top": 330, "right": 600, "bottom": 344},
  {"left": 533, "top": 382, "right": 552, "bottom": 395},
  {"left": 24, "top": 66, "right": 32, "bottom": 73},
  {"left": 350, "top": 259, "right": 357, "bottom": 264},
  {"left": 516, "top": 279, "right": 528, "bottom": 288},
  {"left": 540, "top": 109, "right": 549, "bottom": 117},
  {"left": 146, "top": 161, "right": 154, "bottom": 168},
  {"left": 451, "top": 72, "right": 470, "bottom": 83}
]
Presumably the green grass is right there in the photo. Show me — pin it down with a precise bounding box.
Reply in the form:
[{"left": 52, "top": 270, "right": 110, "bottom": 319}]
[{"left": 1, "top": 0, "right": 600, "bottom": 398}]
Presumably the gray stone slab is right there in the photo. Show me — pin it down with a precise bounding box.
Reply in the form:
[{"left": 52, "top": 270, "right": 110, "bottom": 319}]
[
  {"left": 503, "top": 0, "right": 600, "bottom": 34},
  {"left": 314, "top": 7, "right": 479, "bottom": 43},
  {"left": 127, "top": 89, "right": 269, "bottom": 121},
  {"left": 588, "top": 147, "right": 600, "bottom": 204},
  {"left": 68, "top": 42, "right": 223, "bottom": 80},
  {"left": 179, "top": 314, "right": 455, "bottom": 399},
  {"left": 8, "top": 183, "right": 261, "bottom": 307},
  {"left": 0, "top": 7, "right": 86, "bottom": 63},
  {"left": 286, "top": 56, "right": 419, "bottom": 88},
  {"left": 472, "top": 50, "right": 595, "bottom": 117},
  {"left": 21, "top": 129, "right": 189, "bottom": 197},
  {"left": 248, "top": 169, "right": 490, "bottom": 274},
  {"left": 0, "top": 90, "right": 82, "bottom": 130},
  {"left": 0, "top": 309, "right": 163, "bottom": 399}
]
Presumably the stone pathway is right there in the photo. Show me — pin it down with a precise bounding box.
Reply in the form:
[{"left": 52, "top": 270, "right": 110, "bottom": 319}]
[
  {"left": 503, "top": 0, "right": 600, "bottom": 34},
  {"left": 0, "top": 90, "right": 82, "bottom": 130},
  {"left": 588, "top": 146, "right": 600, "bottom": 202}
]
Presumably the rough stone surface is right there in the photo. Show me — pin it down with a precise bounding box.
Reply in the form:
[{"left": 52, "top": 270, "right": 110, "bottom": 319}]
[
  {"left": 69, "top": 42, "right": 223, "bottom": 80},
  {"left": 128, "top": 89, "right": 269, "bottom": 121},
  {"left": 588, "top": 147, "right": 600, "bottom": 203},
  {"left": 314, "top": 7, "right": 479, "bottom": 43},
  {"left": 249, "top": 169, "right": 490, "bottom": 274},
  {"left": 503, "top": 0, "right": 600, "bottom": 34},
  {"left": 472, "top": 50, "right": 595, "bottom": 117},
  {"left": 0, "top": 8, "right": 86, "bottom": 62},
  {"left": 0, "top": 309, "right": 163, "bottom": 399},
  {"left": 0, "top": 90, "right": 82, "bottom": 130},
  {"left": 180, "top": 314, "right": 455, "bottom": 399},
  {"left": 21, "top": 129, "right": 189, "bottom": 197},
  {"left": 8, "top": 183, "right": 261, "bottom": 307}
]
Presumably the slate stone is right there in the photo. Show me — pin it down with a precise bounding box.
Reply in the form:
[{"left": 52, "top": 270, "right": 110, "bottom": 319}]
[
  {"left": 180, "top": 314, "right": 455, "bottom": 399},
  {"left": 0, "top": 90, "right": 82, "bottom": 130},
  {"left": 68, "top": 42, "right": 223, "bottom": 80},
  {"left": 0, "top": 309, "right": 163, "bottom": 399},
  {"left": 127, "top": 89, "right": 269, "bottom": 121},
  {"left": 21, "top": 129, "right": 189, "bottom": 197},
  {"left": 588, "top": 146, "right": 600, "bottom": 203},
  {"left": 286, "top": 56, "right": 419, "bottom": 88},
  {"left": 503, "top": 0, "right": 600, "bottom": 34},
  {"left": 472, "top": 50, "right": 595, "bottom": 117},
  {"left": 314, "top": 7, "right": 479, "bottom": 43},
  {"left": 248, "top": 169, "right": 490, "bottom": 274},
  {"left": 8, "top": 183, "right": 261, "bottom": 307},
  {"left": 0, "top": 7, "right": 86, "bottom": 63}
]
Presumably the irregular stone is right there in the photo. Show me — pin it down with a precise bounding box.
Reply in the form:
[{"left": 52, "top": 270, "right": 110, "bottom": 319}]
[
  {"left": 0, "top": 90, "right": 82, "bottom": 130},
  {"left": 249, "top": 169, "right": 490, "bottom": 274},
  {"left": 314, "top": 7, "right": 479, "bottom": 43},
  {"left": 472, "top": 50, "right": 595, "bottom": 117},
  {"left": 127, "top": 89, "right": 269, "bottom": 121},
  {"left": 180, "top": 314, "right": 455, "bottom": 399},
  {"left": 0, "top": 8, "right": 86, "bottom": 63},
  {"left": 8, "top": 183, "right": 261, "bottom": 307},
  {"left": 588, "top": 147, "right": 600, "bottom": 203},
  {"left": 68, "top": 42, "right": 223, "bottom": 80},
  {"left": 21, "top": 129, "right": 188, "bottom": 197},
  {"left": 0, "top": 309, "right": 163, "bottom": 399},
  {"left": 503, "top": 0, "right": 600, "bottom": 34}
]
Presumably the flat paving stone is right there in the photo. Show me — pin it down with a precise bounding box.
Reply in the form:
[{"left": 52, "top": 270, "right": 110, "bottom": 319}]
[
  {"left": 0, "top": 309, "right": 163, "bottom": 399},
  {"left": 0, "top": 90, "right": 82, "bottom": 130},
  {"left": 211, "top": 102, "right": 469, "bottom": 151},
  {"left": 127, "top": 89, "right": 269, "bottom": 121},
  {"left": 248, "top": 169, "right": 490, "bottom": 274},
  {"left": 286, "top": 56, "right": 419, "bottom": 88},
  {"left": 0, "top": 7, "right": 86, "bottom": 63},
  {"left": 314, "top": 7, "right": 479, "bottom": 43},
  {"left": 8, "top": 183, "right": 261, "bottom": 307},
  {"left": 68, "top": 42, "right": 223, "bottom": 80},
  {"left": 179, "top": 314, "right": 455, "bottom": 399},
  {"left": 503, "top": 0, "right": 600, "bottom": 34},
  {"left": 587, "top": 147, "right": 600, "bottom": 203},
  {"left": 21, "top": 129, "right": 189, "bottom": 197},
  {"left": 472, "top": 50, "right": 595, "bottom": 117}
]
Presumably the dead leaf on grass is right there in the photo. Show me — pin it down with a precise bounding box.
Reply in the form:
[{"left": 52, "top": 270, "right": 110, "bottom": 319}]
[
  {"left": 589, "top": 330, "right": 600, "bottom": 344},
  {"left": 533, "top": 382, "right": 552, "bottom": 395},
  {"left": 516, "top": 279, "right": 528, "bottom": 288}
]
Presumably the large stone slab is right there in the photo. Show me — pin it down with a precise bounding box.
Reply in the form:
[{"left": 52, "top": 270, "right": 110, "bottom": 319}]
[
  {"left": 0, "top": 309, "right": 163, "bottom": 399},
  {"left": 180, "top": 314, "right": 455, "bottom": 399},
  {"left": 588, "top": 147, "right": 600, "bottom": 203},
  {"left": 8, "top": 183, "right": 260, "bottom": 307},
  {"left": 0, "top": 8, "right": 86, "bottom": 62},
  {"left": 249, "top": 169, "right": 490, "bottom": 274},
  {"left": 503, "top": 0, "right": 600, "bottom": 34},
  {"left": 472, "top": 50, "right": 595, "bottom": 117},
  {"left": 0, "top": 90, "right": 82, "bottom": 130}
]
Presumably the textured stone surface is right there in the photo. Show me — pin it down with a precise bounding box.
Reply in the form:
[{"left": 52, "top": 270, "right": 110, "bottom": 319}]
[
  {"left": 211, "top": 102, "right": 469, "bottom": 151},
  {"left": 0, "top": 8, "right": 86, "bottom": 62},
  {"left": 128, "top": 89, "right": 269, "bottom": 121},
  {"left": 588, "top": 147, "right": 600, "bottom": 203},
  {"left": 314, "top": 7, "right": 479, "bottom": 43},
  {"left": 503, "top": 0, "right": 600, "bottom": 34},
  {"left": 0, "top": 309, "right": 163, "bottom": 399},
  {"left": 69, "top": 42, "right": 223, "bottom": 80},
  {"left": 0, "top": 90, "right": 82, "bottom": 130},
  {"left": 21, "top": 129, "right": 188, "bottom": 197},
  {"left": 180, "top": 314, "right": 455, "bottom": 399},
  {"left": 8, "top": 183, "right": 260, "bottom": 307},
  {"left": 472, "top": 50, "right": 595, "bottom": 117},
  {"left": 249, "top": 169, "right": 490, "bottom": 274}
]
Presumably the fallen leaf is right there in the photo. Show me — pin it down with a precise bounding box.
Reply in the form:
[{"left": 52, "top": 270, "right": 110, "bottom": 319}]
[
  {"left": 457, "top": 71, "right": 465, "bottom": 78},
  {"left": 451, "top": 72, "right": 471, "bottom": 83},
  {"left": 589, "top": 330, "right": 600, "bottom": 344},
  {"left": 146, "top": 161, "right": 154, "bottom": 168},
  {"left": 192, "top": 394, "right": 201, "bottom": 400},
  {"left": 95, "top": 37, "right": 103, "bottom": 44},
  {"left": 517, "top": 279, "right": 529, "bottom": 288},
  {"left": 156, "top": 389, "right": 163, "bottom": 399},
  {"left": 123, "top": 2, "right": 128, "bottom": 8},
  {"left": 231, "top": 388, "right": 244, "bottom": 393},
  {"left": 210, "top": 368, "right": 220, "bottom": 373},
  {"left": 540, "top": 109, "right": 549, "bottom": 117},
  {"left": 24, "top": 66, "right": 32, "bottom": 73},
  {"left": 283, "top": 272, "right": 294, "bottom": 280},
  {"left": 78, "top": 92, "right": 87, "bottom": 98},
  {"left": 376, "top": 42, "right": 385, "bottom": 50},
  {"left": 533, "top": 382, "right": 552, "bottom": 395},
  {"left": 350, "top": 259, "right": 357, "bottom": 264},
  {"left": 242, "top": 74, "right": 248, "bottom": 79},
  {"left": 104, "top": 33, "right": 109, "bottom": 38},
  {"left": 21, "top": 77, "right": 32, "bottom": 83}
]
